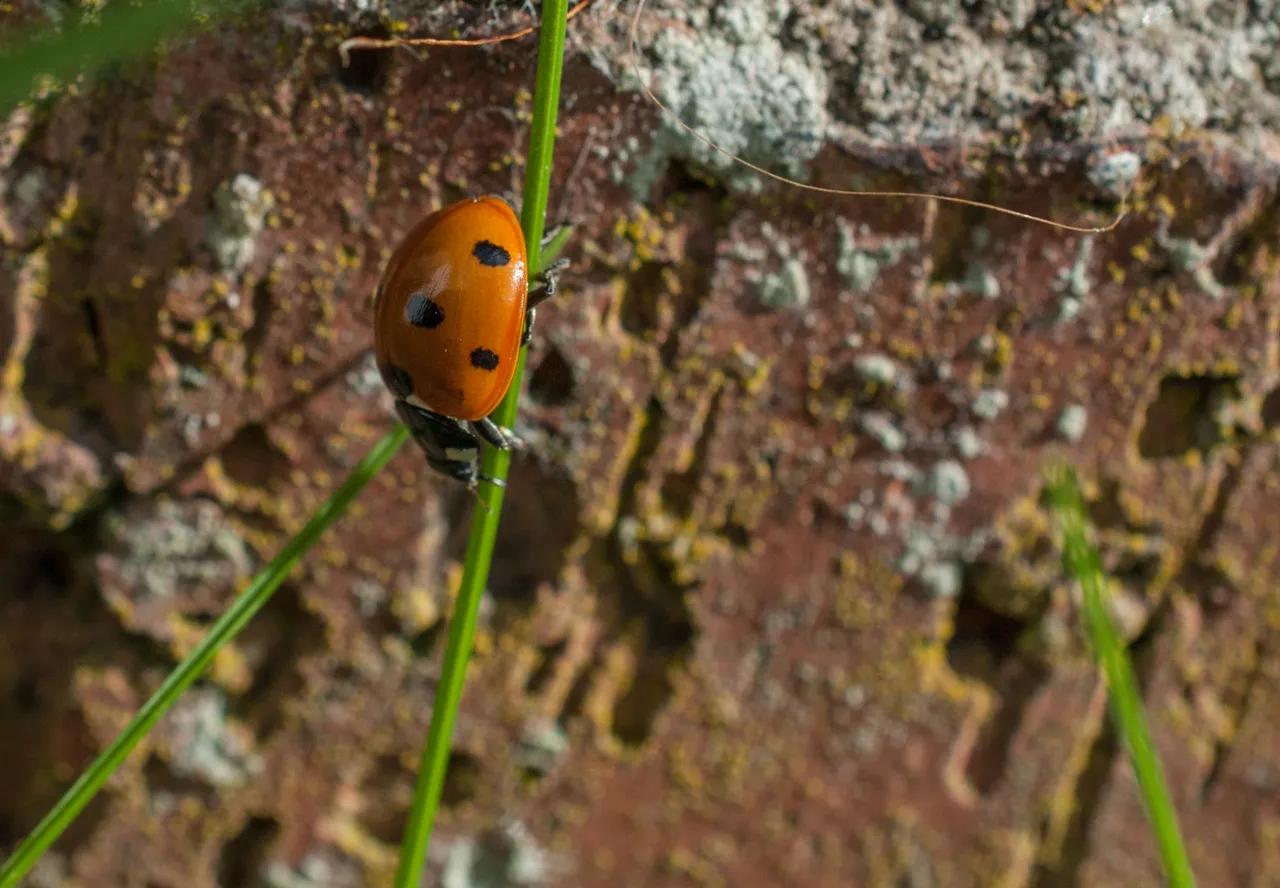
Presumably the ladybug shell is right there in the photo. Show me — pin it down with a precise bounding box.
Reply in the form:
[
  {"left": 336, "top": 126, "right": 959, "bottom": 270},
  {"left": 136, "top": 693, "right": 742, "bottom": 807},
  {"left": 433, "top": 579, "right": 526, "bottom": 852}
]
[{"left": 374, "top": 196, "right": 528, "bottom": 422}]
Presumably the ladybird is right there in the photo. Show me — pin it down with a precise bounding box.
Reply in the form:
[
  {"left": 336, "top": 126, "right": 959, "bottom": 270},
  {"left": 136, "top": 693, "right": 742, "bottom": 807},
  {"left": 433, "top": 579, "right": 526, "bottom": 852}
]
[{"left": 373, "top": 195, "right": 566, "bottom": 488}]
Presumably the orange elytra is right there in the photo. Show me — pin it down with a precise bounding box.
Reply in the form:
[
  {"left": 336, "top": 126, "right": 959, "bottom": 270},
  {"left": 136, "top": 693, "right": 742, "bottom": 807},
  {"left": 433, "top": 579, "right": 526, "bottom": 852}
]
[{"left": 373, "top": 195, "right": 566, "bottom": 488}]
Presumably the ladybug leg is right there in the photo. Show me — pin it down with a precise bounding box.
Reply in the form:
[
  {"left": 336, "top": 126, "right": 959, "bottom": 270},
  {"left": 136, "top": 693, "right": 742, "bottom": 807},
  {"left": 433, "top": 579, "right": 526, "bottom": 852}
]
[
  {"left": 471, "top": 416, "right": 524, "bottom": 452},
  {"left": 524, "top": 257, "right": 570, "bottom": 344},
  {"left": 521, "top": 307, "right": 537, "bottom": 346},
  {"left": 529, "top": 259, "right": 568, "bottom": 310}
]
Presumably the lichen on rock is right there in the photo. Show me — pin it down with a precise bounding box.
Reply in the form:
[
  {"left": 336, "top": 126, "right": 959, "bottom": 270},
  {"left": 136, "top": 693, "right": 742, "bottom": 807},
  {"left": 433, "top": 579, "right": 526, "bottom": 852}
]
[
  {"left": 618, "top": 0, "right": 829, "bottom": 194},
  {"left": 206, "top": 173, "right": 275, "bottom": 275}
]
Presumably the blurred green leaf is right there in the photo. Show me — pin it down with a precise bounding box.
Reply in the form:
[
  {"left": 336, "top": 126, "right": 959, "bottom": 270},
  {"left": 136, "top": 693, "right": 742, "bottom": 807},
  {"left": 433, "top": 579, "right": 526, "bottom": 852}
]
[{"left": 0, "top": 0, "right": 252, "bottom": 115}]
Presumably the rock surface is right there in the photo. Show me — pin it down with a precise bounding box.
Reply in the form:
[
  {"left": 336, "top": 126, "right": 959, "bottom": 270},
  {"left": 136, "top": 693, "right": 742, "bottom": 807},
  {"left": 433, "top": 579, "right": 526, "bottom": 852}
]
[{"left": 2, "top": 0, "right": 1280, "bottom": 886}]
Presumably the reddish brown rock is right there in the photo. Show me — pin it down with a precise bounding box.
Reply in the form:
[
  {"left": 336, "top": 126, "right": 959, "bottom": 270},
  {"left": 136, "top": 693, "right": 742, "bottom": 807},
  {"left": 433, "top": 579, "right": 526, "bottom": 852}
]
[{"left": 2, "top": 1, "right": 1280, "bottom": 887}]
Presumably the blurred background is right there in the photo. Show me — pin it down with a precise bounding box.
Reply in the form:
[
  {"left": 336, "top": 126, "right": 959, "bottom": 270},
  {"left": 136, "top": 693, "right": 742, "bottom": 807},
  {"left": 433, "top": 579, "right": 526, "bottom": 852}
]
[{"left": 2, "top": 0, "right": 1279, "bottom": 885}]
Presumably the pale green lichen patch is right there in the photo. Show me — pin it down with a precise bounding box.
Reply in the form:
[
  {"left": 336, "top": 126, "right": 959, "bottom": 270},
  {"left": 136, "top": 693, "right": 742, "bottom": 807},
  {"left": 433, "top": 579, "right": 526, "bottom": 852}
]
[
  {"left": 617, "top": 0, "right": 829, "bottom": 195},
  {"left": 207, "top": 173, "right": 275, "bottom": 275},
  {"left": 442, "top": 819, "right": 560, "bottom": 888},
  {"left": 161, "top": 687, "right": 264, "bottom": 789},
  {"left": 757, "top": 258, "right": 810, "bottom": 311},
  {"left": 836, "top": 221, "right": 919, "bottom": 294},
  {"left": 111, "top": 500, "right": 251, "bottom": 597}
]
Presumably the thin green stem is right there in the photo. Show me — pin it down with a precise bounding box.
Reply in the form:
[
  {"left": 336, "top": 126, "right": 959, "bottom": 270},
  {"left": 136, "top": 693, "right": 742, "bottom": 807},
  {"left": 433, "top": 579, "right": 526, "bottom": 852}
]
[
  {"left": 1046, "top": 464, "right": 1197, "bottom": 888},
  {"left": 391, "top": 2, "right": 569, "bottom": 885},
  {"left": 0, "top": 425, "right": 409, "bottom": 888}
]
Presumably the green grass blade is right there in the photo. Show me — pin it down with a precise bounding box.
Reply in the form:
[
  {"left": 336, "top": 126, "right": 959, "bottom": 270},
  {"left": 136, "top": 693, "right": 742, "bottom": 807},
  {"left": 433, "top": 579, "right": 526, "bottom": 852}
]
[
  {"left": 391, "top": 2, "right": 569, "bottom": 884},
  {"left": 0, "top": 424, "right": 409, "bottom": 888},
  {"left": 1045, "top": 464, "right": 1197, "bottom": 888},
  {"left": 0, "top": 0, "right": 251, "bottom": 115}
]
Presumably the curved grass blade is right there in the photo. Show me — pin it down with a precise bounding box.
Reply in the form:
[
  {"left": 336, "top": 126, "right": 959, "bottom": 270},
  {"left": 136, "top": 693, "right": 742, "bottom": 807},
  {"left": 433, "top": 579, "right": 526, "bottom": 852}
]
[
  {"left": 391, "top": 1, "right": 570, "bottom": 884},
  {"left": 1045, "top": 463, "right": 1197, "bottom": 888},
  {"left": 0, "top": 0, "right": 253, "bottom": 115},
  {"left": 0, "top": 424, "right": 410, "bottom": 888}
]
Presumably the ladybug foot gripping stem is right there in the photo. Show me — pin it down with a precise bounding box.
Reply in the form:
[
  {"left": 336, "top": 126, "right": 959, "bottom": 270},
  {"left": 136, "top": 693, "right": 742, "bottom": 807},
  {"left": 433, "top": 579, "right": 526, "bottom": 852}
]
[
  {"left": 471, "top": 416, "right": 525, "bottom": 452},
  {"left": 522, "top": 257, "right": 570, "bottom": 345},
  {"left": 471, "top": 416, "right": 523, "bottom": 504},
  {"left": 533, "top": 257, "right": 569, "bottom": 303}
]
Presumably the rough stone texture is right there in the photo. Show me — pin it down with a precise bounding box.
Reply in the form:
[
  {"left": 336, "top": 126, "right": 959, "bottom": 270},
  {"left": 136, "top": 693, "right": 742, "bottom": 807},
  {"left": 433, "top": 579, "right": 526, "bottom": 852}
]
[{"left": 2, "top": 0, "right": 1280, "bottom": 886}]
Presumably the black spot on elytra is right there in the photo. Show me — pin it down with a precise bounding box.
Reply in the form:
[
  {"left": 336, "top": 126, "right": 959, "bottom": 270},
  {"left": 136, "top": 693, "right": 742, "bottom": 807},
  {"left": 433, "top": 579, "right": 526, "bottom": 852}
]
[
  {"left": 405, "top": 292, "right": 445, "bottom": 328},
  {"left": 470, "top": 348, "right": 500, "bottom": 371},
  {"left": 380, "top": 363, "right": 413, "bottom": 398},
  {"left": 472, "top": 240, "right": 511, "bottom": 267}
]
